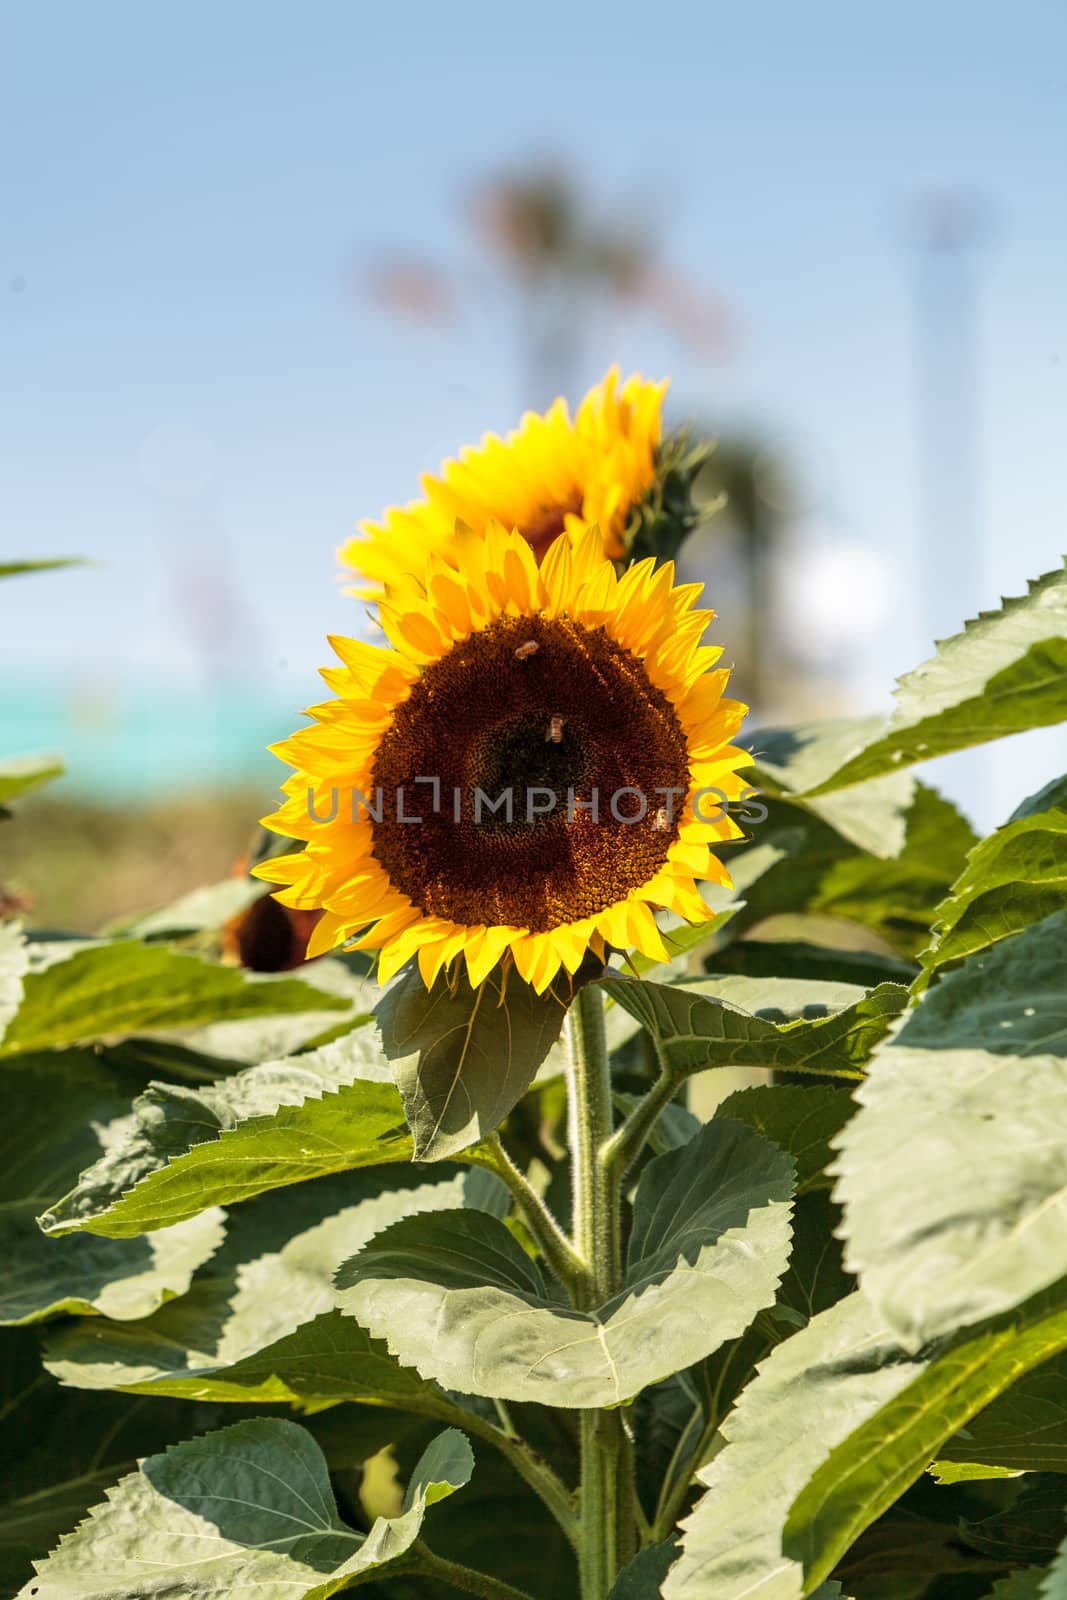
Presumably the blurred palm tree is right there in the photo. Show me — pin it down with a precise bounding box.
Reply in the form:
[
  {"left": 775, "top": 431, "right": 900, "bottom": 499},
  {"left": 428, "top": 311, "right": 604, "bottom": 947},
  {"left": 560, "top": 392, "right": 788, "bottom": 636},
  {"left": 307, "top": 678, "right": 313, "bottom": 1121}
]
[
  {"left": 365, "top": 162, "right": 734, "bottom": 406},
  {"left": 687, "top": 435, "right": 793, "bottom": 713},
  {"left": 366, "top": 161, "right": 799, "bottom": 716}
]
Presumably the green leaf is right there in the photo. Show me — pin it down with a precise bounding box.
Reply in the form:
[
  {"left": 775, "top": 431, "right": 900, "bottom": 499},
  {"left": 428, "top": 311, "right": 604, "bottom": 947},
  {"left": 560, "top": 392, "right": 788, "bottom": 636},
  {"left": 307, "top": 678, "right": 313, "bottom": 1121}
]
[
  {"left": 608, "top": 1539, "right": 680, "bottom": 1598},
  {"left": 337, "top": 1118, "right": 794, "bottom": 1407},
  {"left": 0, "top": 755, "right": 64, "bottom": 807},
  {"left": 782, "top": 1282, "right": 1067, "bottom": 1593},
  {"left": 834, "top": 911, "right": 1067, "bottom": 1348},
  {"left": 927, "top": 1460, "right": 1023, "bottom": 1484},
  {"left": 938, "top": 1348, "right": 1067, "bottom": 1471},
  {"left": 375, "top": 961, "right": 567, "bottom": 1161},
  {"left": 41, "top": 1031, "right": 413, "bottom": 1239},
  {"left": 602, "top": 973, "right": 906, "bottom": 1080},
  {"left": 917, "top": 807, "right": 1067, "bottom": 989},
  {"left": 1010, "top": 773, "right": 1067, "bottom": 822},
  {"left": 392, "top": 1422, "right": 577, "bottom": 1599},
  {"left": 0, "top": 1327, "right": 245, "bottom": 1599},
  {"left": 664, "top": 1290, "right": 932, "bottom": 1600},
  {"left": 753, "top": 719, "right": 919, "bottom": 855},
  {"left": 0, "top": 940, "right": 349, "bottom": 1058},
  {"left": 796, "top": 561, "right": 1067, "bottom": 795},
  {"left": 120, "top": 877, "right": 264, "bottom": 938},
  {"left": 1043, "top": 1532, "right": 1067, "bottom": 1599},
  {"left": 672, "top": 1276, "right": 1067, "bottom": 1600},
  {"left": 984, "top": 1573, "right": 1054, "bottom": 1600},
  {"left": 812, "top": 785, "right": 978, "bottom": 957},
  {"left": 0, "top": 1052, "right": 223, "bottom": 1326},
  {"left": 959, "top": 1474, "right": 1066, "bottom": 1565},
  {"left": 715, "top": 1084, "right": 856, "bottom": 1194},
  {"left": 0, "top": 558, "right": 87, "bottom": 579},
  {"left": 776, "top": 1192, "right": 854, "bottom": 1327},
  {"left": 19, "top": 1417, "right": 473, "bottom": 1600},
  {"left": 44, "top": 1166, "right": 501, "bottom": 1407},
  {"left": 0, "top": 923, "right": 28, "bottom": 1041},
  {"left": 614, "top": 1093, "right": 699, "bottom": 1156}
]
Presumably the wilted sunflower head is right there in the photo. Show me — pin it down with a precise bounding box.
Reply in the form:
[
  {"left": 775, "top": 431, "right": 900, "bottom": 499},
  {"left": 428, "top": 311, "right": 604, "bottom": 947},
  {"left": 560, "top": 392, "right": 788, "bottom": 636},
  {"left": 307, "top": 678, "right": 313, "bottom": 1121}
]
[
  {"left": 338, "top": 368, "right": 666, "bottom": 596},
  {"left": 257, "top": 524, "right": 750, "bottom": 994}
]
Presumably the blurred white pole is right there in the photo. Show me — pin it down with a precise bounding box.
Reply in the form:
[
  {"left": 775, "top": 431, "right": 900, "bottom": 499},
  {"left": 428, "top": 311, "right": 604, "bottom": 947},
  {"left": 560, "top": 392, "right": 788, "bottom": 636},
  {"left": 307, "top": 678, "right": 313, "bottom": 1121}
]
[
  {"left": 907, "top": 188, "right": 991, "bottom": 648},
  {"left": 906, "top": 189, "right": 996, "bottom": 825}
]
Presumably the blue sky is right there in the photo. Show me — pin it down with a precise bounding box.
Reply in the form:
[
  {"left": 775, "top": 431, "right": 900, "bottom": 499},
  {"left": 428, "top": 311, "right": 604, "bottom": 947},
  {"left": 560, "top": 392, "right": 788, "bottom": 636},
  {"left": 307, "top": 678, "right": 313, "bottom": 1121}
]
[{"left": 2, "top": 0, "right": 1065, "bottom": 815}]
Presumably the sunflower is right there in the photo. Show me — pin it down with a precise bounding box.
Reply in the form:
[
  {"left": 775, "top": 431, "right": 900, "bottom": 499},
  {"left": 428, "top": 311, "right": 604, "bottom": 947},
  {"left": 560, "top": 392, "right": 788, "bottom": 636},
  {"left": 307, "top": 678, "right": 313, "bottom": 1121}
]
[
  {"left": 256, "top": 524, "right": 750, "bottom": 994},
  {"left": 338, "top": 369, "right": 666, "bottom": 595}
]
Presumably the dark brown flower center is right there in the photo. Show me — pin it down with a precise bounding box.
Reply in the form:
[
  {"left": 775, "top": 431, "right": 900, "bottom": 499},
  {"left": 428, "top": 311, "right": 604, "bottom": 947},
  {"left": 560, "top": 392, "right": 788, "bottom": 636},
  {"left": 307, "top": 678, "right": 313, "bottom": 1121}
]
[
  {"left": 520, "top": 497, "right": 582, "bottom": 560},
  {"left": 368, "top": 614, "right": 690, "bottom": 932}
]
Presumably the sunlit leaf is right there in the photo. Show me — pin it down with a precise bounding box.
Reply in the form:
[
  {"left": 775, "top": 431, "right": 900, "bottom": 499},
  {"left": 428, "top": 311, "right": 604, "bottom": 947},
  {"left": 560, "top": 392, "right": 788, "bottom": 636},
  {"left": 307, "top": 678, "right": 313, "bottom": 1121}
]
[
  {"left": 44, "top": 1166, "right": 502, "bottom": 1407},
  {"left": 602, "top": 973, "right": 905, "bottom": 1080},
  {"left": 19, "top": 1418, "right": 473, "bottom": 1600},
  {"left": 0, "top": 940, "right": 348, "bottom": 1058},
  {"left": 917, "top": 806, "right": 1067, "bottom": 990},
  {"left": 783, "top": 1283, "right": 1067, "bottom": 1593},
  {"left": 0, "top": 1328, "right": 236, "bottom": 1598},
  {"left": 795, "top": 561, "right": 1067, "bottom": 795},
  {"left": 0, "top": 923, "right": 28, "bottom": 1042},
  {"left": 835, "top": 911, "right": 1067, "bottom": 1347},
  {"left": 0, "top": 1052, "right": 222, "bottom": 1326},
  {"left": 337, "top": 1118, "right": 793, "bottom": 1407},
  {"left": 41, "top": 1031, "right": 412, "bottom": 1238}
]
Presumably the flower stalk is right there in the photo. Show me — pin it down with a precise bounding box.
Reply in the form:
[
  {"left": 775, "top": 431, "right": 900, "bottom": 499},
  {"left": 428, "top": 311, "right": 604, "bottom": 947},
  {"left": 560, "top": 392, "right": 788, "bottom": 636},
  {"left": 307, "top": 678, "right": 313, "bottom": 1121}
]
[{"left": 566, "top": 984, "right": 631, "bottom": 1596}]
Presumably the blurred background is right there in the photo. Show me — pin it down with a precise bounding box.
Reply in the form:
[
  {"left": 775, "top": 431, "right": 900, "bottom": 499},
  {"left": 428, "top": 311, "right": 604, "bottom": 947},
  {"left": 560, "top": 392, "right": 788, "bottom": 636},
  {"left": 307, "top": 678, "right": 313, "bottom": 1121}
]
[{"left": 2, "top": 0, "right": 1065, "bottom": 927}]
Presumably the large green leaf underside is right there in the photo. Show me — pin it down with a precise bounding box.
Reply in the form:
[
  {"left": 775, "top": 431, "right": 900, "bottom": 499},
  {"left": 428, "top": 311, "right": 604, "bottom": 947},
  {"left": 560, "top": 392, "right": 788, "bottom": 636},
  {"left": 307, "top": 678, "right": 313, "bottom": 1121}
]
[
  {"left": 783, "top": 1282, "right": 1067, "bottom": 1593},
  {"left": 799, "top": 560, "right": 1067, "bottom": 795},
  {"left": 0, "top": 1329, "right": 240, "bottom": 1599},
  {"left": 751, "top": 717, "right": 918, "bottom": 856},
  {"left": 42, "top": 1031, "right": 413, "bottom": 1238},
  {"left": 338, "top": 1118, "right": 794, "bottom": 1407},
  {"left": 1, "top": 1053, "right": 223, "bottom": 1325},
  {"left": 811, "top": 785, "right": 979, "bottom": 957},
  {"left": 917, "top": 807, "right": 1067, "bottom": 988},
  {"left": 835, "top": 911, "right": 1067, "bottom": 1347},
  {"left": 44, "top": 1167, "right": 500, "bottom": 1408},
  {"left": 19, "top": 1417, "right": 473, "bottom": 1600},
  {"left": 0, "top": 940, "right": 348, "bottom": 1057},
  {"left": 602, "top": 973, "right": 906, "bottom": 1080},
  {"left": 375, "top": 960, "right": 567, "bottom": 1161},
  {"left": 664, "top": 1290, "right": 930, "bottom": 1600},
  {"left": 939, "top": 1348, "right": 1067, "bottom": 1471}
]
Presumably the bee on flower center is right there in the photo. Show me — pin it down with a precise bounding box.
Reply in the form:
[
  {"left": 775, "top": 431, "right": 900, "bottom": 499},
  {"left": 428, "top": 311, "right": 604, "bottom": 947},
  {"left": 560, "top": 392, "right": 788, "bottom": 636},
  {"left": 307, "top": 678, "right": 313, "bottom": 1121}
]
[
  {"left": 652, "top": 806, "right": 669, "bottom": 831},
  {"left": 514, "top": 640, "right": 540, "bottom": 661},
  {"left": 545, "top": 714, "right": 565, "bottom": 744}
]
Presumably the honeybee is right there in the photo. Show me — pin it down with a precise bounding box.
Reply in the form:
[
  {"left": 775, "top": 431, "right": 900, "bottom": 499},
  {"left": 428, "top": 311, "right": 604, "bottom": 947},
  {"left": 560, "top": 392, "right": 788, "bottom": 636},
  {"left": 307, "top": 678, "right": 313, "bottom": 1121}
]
[
  {"left": 545, "top": 714, "right": 565, "bottom": 744},
  {"left": 652, "top": 806, "right": 669, "bottom": 831},
  {"left": 514, "top": 640, "right": 540, "bottom": 661}
]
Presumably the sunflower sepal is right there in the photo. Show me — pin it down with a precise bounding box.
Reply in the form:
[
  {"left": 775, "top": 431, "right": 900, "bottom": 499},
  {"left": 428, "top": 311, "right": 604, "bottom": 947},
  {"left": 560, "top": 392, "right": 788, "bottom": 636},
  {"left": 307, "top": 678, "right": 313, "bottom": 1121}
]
[{"left": 624, "top": 429, "right": 721, "bottom": 567}]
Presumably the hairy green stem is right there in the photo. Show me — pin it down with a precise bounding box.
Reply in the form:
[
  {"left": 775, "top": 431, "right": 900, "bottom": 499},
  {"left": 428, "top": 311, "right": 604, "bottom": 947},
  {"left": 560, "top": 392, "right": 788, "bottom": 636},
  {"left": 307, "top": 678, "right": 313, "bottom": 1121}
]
[
  {"left": 407, "top": 1541, "right": 539, "bottom": 1599},
  {"left": 601, "top": 1058, "right": 679, "bottom": 1182},
  {"left": 567, "top": 985, "right": 628, "bottom": 1597},
  {"left": 567, "top": 986, "right": 621, "bottom": 1300},
  {"left": 480, "top": 1132, "right": 586, "bottom": 1294},
  {"left": 447, "top": 1403, "right": 579, "bottom": 1550}
]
